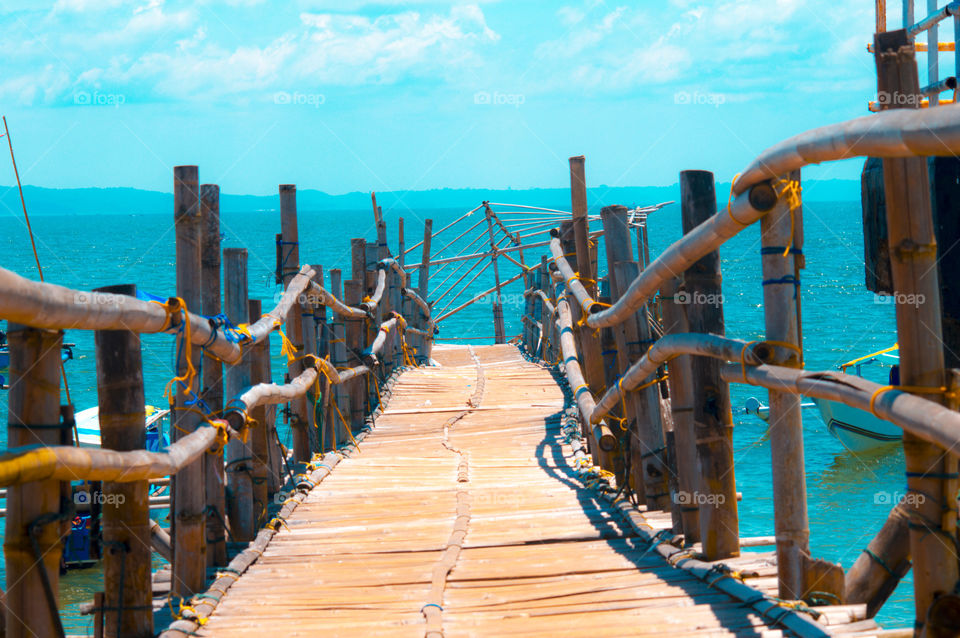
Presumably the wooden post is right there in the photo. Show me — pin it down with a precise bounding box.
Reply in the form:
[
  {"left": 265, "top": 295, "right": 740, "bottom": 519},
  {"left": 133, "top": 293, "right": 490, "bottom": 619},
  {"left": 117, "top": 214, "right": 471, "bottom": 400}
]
[
  {"left": 248, "top": 298, "right": 270, "bottom": 529},
  {"left": 200, "top": 183, "right": 227, "bottom": 568},
  {"left": 223, "top": 248, "right": 255, "bottom": 542},
  {"left": 482, "top": 204, "right": 507, "bottom": 344},
  {"left": 299, "top": 288, "right": 319, "bottom": 455},
  {"left": 758, "top": 168, "right": 808, "bottom": 595},
  {"left": 172, "top": 164, "right": 206, "bottom": 595},
  {"left": 875, "top": 28, "right": 959, "bottom": 630},
  {"left": 5, "top": 324, "right": 63, "bottom": 638},
  {"left": 329, "top": 269, "right": 350, "bottom": 446},
  {"left": 311, "top": 266, "right": 332, "bottom": 452},
  {"left": 280, "top": 184, "right": 310, "bottom": 463},
  {"left": 659, "top": 275, "right": 701, "bottom": 543},
  {"left": 418, "top": 219, "right": 434, "bottom": 360},
  {"left": 600, "top": 206, "right": 671, "bottom": 510},
  {"left": 680, "top": 170, "right": 739, "bottom": 561},
  {"left": 94, "top": 284, "right": 152, "bottom": 638},
  {"left": 344, "top": 280, "right": 366, "bottom": 430}
]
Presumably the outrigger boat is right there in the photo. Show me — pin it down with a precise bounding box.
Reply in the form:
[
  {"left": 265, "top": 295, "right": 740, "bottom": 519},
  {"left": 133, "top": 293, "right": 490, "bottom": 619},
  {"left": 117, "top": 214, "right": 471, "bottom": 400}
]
[
  {"left": 811, "top": 345, "right": 901, "bottom": 452},
  {"left": 745, "top": 345, "right": 901, "bottom": 452},
  {"left": 0, "top": 326, "right": 75, "bottom": 389}
]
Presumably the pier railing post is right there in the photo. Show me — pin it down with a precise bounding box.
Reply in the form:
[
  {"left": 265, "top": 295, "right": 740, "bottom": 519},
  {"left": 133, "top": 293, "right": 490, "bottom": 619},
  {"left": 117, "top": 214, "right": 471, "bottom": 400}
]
[
  {"left": 483, "top": 204, "right": 507, "bottom": 344},
  {"left": 329, "top": 269, "right": 350, "bottom": 446},
  {"left": 248, "top": 298, "right": 270, "bottom": 529},
  {"left": 311, "top": 265, "right": 330, "bottom": 452},
  {"left": 172, "top": 165, "right": 206, "bottom": 595},
  {"left": 874, "top": 27, "right": 959, "bottom": 630},
  {"left": 5, "top": 324, "right": 63, "bottom": 638},
  {"left": 200, "top": 183, "right": 227, "bottom": 568},
  {"left": 680, "top": 170, "right": 739, "bottom": 561},
  {"left": 600, "top": 205, "right": 670, "bottom": 509},
  {"left": 759, "top": 169, "right": 809, "bottom": 595},
  {"left": 418, "top": 219, "right": 434, "bottom": 361},
  {"left": 344, "top": 280, "right": 366, "bottom": 429},
  {"left": 280, "top": 184, "right": 310, "bottom": 464},
  {"left": 223, "top": 248, "right": 255, "bottom": 542},
  {"left": 659, "top": 275, "right": 700, "bottom": 543},
  {"left": 94, "top": 284, "right": 153, "bottom": 638}
]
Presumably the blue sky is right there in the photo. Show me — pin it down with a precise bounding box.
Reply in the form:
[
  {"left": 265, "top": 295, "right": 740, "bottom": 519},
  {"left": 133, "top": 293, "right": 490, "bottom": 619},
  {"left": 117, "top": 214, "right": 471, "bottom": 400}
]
[{"left": 0, "top": 0, "right": 941, "bottom": 195}]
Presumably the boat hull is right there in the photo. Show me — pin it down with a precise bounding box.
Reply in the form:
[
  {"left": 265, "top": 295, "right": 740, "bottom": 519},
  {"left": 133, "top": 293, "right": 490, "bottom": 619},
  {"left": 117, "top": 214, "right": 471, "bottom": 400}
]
[{"left": 812, "top": 396, "right": 901, "bottom": 452}]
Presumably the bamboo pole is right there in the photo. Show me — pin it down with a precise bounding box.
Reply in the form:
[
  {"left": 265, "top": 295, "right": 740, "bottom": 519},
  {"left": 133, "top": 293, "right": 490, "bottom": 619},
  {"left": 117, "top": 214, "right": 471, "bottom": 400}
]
[
  {"left": 4, "top": 324, "right": 63, "bottom": 638},
  {"left": 482, "top": 204, "right": 507, "bottom": 343},
  {"left": 875, "top": 28, "right": 959, "bottom": 631},
  {"left": 280, "top": 185, "right": 310, "bottom": 464},
  {"left": 659, "top": 275, "right": 700, "bottom": 542},
  {"left": 404, "top": 238, "right": 554, "bottom": 270},
  {"left": 344, "top": 280, "right": 366, "bottom": 430},
  {"left": 171, "top": 165, "right": 206, "bottom": 595},
  {"left": 680, "top": 170, "right": 739, "bottom": 561},
  {"left": 299, "top": 281, "right": 319, "bottom": 456},
  {"left": 94, "top": 284, "right": 152, "bottom": 638},
  {"left": 223, "top": 248, "right": 255, "bottom": 543},
  {"left": 200, "top": 183, "right": 227, "bottom": 568},
  {"left": 247, "top": 298, "right": 270, "bottom": 530},
  {"left": 418, "top": 220, "right": 434, "bottom": 362}
]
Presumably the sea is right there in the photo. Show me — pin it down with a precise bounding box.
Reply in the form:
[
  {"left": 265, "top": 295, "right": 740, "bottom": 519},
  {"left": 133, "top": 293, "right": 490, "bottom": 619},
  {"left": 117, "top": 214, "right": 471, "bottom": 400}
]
[{"left": 0, "top": 197, "right": 912, "bottom": 633}]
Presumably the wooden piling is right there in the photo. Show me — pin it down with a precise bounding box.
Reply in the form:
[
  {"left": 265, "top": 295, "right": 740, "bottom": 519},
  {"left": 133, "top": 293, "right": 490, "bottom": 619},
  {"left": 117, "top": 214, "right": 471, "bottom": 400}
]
[
  {"left": 200, "top": 183, "right": 227, "bottom": 567},
  {"left": 659, "top": 275, "right": 700, "bottom": 543},
  {"left": 223, "top": 248, "right": 255, "bottom": 542},
  {"left": 280, "top": 184, "right": 310, "bottom": 463},
  {"left": 172, "top": 165, "right": 206, "bottom": 595},
  {"left": 679, "top": 170, "right": 739, "bottom": 561},
  {"left": 344, "top": 280, "right": 366, "bottom": 430},
  {"left": 247, "top": 298, "right": 270, "bottom": 529},
  {"left": 600, "top": 206, "right": 670, "bottom": 509},
  {"left": 94, "top": 284, "right": 153, "bottom": 638},
  {"left": 875, "top": 28, "right": 959, "bottom": 630},
  {"left": 483, "top": 204, "right": 507, "bottom": 344},
  {"left": 4, "top": 324, "right": 64, "bottom": 638},
  {"left": 759, "top": 168, "right": 808, "bottom": 596},
  {"left": 418, "top": 219, "right": 434, "bottom": 361},
  {"left": 329, "top": 269, "right": 350, "bottom": 445}
]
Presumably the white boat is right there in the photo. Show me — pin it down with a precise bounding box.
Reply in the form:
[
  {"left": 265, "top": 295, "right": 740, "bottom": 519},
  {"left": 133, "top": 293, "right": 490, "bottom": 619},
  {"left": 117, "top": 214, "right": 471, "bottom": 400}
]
[
  {"left": 812, "top": 345, "right": 902, "bottom": 452},
  {"left": 74, "top": 405, "right": 170, "bottom": 452}
]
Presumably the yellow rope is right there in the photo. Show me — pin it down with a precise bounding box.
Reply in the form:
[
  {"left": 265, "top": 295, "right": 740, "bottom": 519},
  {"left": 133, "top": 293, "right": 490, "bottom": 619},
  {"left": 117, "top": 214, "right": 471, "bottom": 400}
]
[
  {"left": 275, "top": 321, "right": 298, "bottom": 363},
  {"left": 774, "top": 178, "right": 802, "bottom": 257},
  {"left": 151, "top": 298, "right": 198, "bottom": 402},
  {"left": 634, "top": 374, "right": 668, "bottom": 392},
  {"left": 840, "top": 343, "right": 898, "bottom": 372},
  {"left": 725, "top": 173, "right": 751, "bottom": 226},
  {"left": 330, "top": 396, "right": 360, "bottom": 451}
]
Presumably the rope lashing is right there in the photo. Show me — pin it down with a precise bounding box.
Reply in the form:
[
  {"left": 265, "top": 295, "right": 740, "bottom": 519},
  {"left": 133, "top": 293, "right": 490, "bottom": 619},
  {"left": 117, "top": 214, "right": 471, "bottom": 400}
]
[
  {"left": 773, "top": 177, "right": 802, "bottom": 257},
  {"left": 151, "top": 297, "right": 198, "bottom": 402},
  {"left": 725, "top": 173, "right": 752, "bottom": 227}
]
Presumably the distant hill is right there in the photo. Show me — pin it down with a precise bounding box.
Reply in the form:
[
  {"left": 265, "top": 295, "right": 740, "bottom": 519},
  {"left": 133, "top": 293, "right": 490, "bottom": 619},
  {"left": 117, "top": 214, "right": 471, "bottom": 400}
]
[{"left": 0, "top": 179, "right": 861, "bottom": 217}]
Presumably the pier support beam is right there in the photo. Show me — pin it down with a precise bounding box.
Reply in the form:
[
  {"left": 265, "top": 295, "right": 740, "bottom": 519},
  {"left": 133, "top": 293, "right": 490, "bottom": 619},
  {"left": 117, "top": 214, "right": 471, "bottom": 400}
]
[
  {"left": 200, "top": 183, "right": 227, "bottom": 568},
  {"left": 875, "top": 28, "right": 959, "bottom": 632},
  {"left": 223, "top": 248, "right": 255, "bottom": 542},
  {"left": 248, "top": 298, "right": 270, "bottom": 529},
  {"left": 94, "top": 284, "right": 153, "bottom": 638},
  {"left": 280, "top": 184, "right": 310, "bottom": 463},
  {"left": 172, "top": 165, "right": 206, "bottom": 595},
  {"left": 5, "top": 324, "right": 64, "bottom": 638},
  {"left": 680, "top": 170, "right": 739, "bottom": 561}
]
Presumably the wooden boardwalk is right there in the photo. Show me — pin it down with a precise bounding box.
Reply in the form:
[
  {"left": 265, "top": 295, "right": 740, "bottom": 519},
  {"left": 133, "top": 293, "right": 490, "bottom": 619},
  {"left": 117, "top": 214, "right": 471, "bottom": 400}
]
[{"left": 196, "top": 344, "right": 876, "bottom": 637}]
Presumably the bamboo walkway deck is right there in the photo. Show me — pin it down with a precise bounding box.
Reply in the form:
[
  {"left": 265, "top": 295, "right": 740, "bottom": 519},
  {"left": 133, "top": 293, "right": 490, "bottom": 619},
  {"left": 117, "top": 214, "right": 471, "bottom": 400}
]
[{"left": 195, "top": 344, "right": 880, "bottom": 637}]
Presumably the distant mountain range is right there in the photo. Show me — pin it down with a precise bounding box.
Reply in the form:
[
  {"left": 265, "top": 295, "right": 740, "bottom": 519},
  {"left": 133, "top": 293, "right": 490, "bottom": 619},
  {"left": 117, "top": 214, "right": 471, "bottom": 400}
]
[{"left": 0, "top": 179, "right": 861, "bottom": 216}]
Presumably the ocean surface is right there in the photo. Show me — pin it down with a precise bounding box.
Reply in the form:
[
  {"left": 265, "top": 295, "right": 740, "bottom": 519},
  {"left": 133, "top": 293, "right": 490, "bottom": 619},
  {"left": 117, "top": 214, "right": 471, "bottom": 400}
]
[{"left": 0, "top": 197, "right": 911, "bottom": 633}]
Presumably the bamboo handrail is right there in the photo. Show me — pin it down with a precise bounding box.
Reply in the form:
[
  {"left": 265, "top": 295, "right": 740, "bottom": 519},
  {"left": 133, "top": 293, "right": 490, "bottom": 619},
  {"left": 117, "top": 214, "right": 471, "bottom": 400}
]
[
  {"left": 401, "top": 287, "right": 431, "bottom": 321},
  {"left": 548, "top": 235, "right": 602, "bottom": 316},
  {"left": 555, "top": 297, "right": 615, "bottom": 451},
  {"left": 0, "top": 421, "right": 231, "bottom": 486},
  {"left": 589, "top": 334, "right": 768, "bottom": 423},
  {"left": 369, "top": 315, "right": 405, "bottom": 358},
  {"left": 0, "top": 264, "right": 317, "bottom": 365},
  {"left": 307, "top": 281, "right": 368, "bottom": 319},
  {"left": 362, "top": 268, "right": 387, "bottom": 313}
]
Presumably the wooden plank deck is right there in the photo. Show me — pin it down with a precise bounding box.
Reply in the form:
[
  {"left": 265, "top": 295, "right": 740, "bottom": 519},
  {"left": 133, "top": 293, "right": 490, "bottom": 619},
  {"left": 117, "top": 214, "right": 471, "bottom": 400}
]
[{"left": 196, "top": 344, "right": 881, "bottom": 637}]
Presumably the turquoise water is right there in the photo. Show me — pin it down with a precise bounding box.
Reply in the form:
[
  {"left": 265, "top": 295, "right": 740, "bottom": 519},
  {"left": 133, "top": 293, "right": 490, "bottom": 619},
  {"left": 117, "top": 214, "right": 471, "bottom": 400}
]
[{"left": 1, "top": 198, "right": 910, "bottom": 632}]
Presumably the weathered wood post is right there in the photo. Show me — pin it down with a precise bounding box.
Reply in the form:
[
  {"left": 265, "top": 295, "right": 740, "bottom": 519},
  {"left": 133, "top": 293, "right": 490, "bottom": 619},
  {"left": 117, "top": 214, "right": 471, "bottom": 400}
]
[
  {"left": 600, "top": 205, "right": 671, "bottom": 510},
  {"left": 537, "top": 257, "right": 551, "bottom": 360},
  {"left": 329, "top": 269, "right": 350, "bottom": 445},
  {"left": 94, "top": 284, "right": 153, "bottom": 638},
  {"left": 248, "top": 298, "right": 270, "bottom": 528},
  {"left": 874, "top": 28, "right": 959, "bottom": 630},
  {"left": 200, "top": 183, "right": 227, "bottom": 568},
  {"left": 482, "top": 204, "right": 507, "bottom": 344},
  {"left": 223, "top": 248, "right": 255, "bottom": 542},
  {"left": 759, "top": 167, "right": 811, "bottom": 597},
  {"left": 279, "top": 184, "right": 310, "bottom": 463},
  {"left": 680, "top": 170, "right": 739, "bottom": 560},
  {"left": 5, "top": 324, "right": 63, "bottom": 638},
  {"left": 418, "top": 219, "right": 434, "bottom": 361},
  {"left": 659, "top": 275, "right": 701, "bottom": 543},
  {"left": 311, "top": 266, "right": 332, "bottom": 452},
  {"left": 344, "top": 280, "right": 366, "bottom": 429},
  {"left": 172, "top": 165, "right": 206, "bottom": 594}
]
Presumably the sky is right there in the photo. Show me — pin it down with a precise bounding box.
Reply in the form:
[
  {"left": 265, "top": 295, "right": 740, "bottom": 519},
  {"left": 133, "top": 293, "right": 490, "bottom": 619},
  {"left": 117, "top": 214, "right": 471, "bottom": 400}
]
[{"left": 0, "top": 0, "right": 945, "bottom": 195}]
